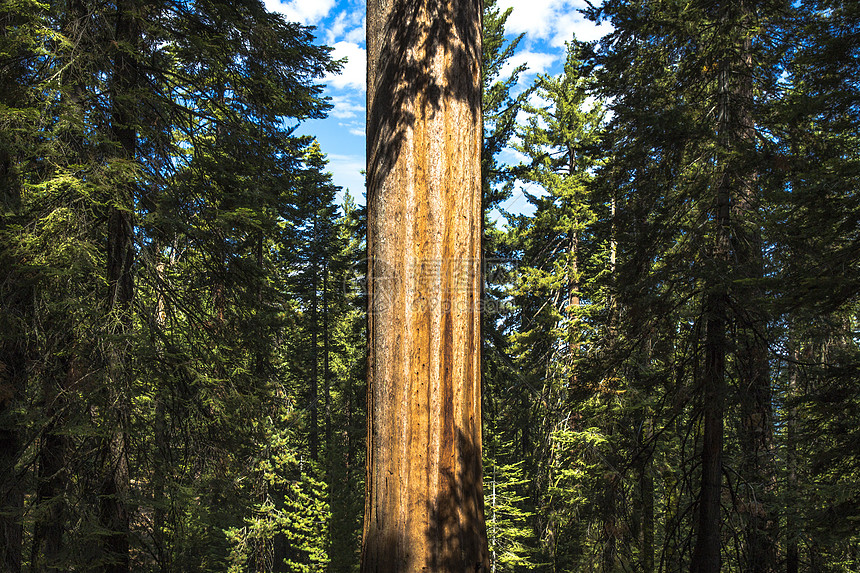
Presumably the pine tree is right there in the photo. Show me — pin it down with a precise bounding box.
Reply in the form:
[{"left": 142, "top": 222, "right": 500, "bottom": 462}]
[
  {"left": 506, "top": 40, "right": 611, "bottom": 570},
  {"left": 281, "top": 141, "right": 342, "bottom": 463},
  {"left": 587, "top": 0, "right": 787, "bottom": 569},
  {"left": 0, "top": 1, "right": 50, "bottom": 569},
  {"left": 771, "top": 1, "right": 860, "bottom": 568},
  {"left": 326, "top": 193, "right": 368, "bottom": 573},
  {"left": 481, "top": 0, "right": 529, "bottom": 211},
  {"left": 479, "top": 4, "right": 542, "bottom": 570},
  {"left": 0, "top": 0, "right": 341, "bottom": 569},
  {"left": 225, "top": 417, "right": 331, "bottom": 573},
  {"left": 484, "top": 436, "right": 537, "bottom": 572}
]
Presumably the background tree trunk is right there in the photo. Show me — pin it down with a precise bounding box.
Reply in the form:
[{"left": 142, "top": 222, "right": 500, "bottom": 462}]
[
  {"left": 690, "top": 55, "right": 731, "bottom": 572},
  {"left": 786, "top": 343, "right": 799, "bottom": 573},
  {"left": 310, "top": 214, "right": 319, "bottom": 462},
  {"left": 31, "top": 372, "right": 68, "bottom": 572},
  {"left": 101, "top": 0, "right": 137, "bottom": 569},
  {"left": 0, "top": 324, "right": 26, "bottom": 573},
  {"left": 362, "top": 0, "right": 488, "bottom": 571},
  {"left": 733, "top": 13, "right": 778, "bottom": 570}
]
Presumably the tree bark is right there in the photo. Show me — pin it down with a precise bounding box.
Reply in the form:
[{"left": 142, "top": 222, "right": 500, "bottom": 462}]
[
  {"left": 362, "top": 0, "right": 488, "bottom": 571},
  {"left": 691, "top": 291, "right": 726, "bottom": 573},
  {"left": 641, "top": 433, "right": 655, "bottom": 573}
]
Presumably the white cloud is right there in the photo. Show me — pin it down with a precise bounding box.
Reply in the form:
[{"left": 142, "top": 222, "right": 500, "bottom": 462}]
[
  {"left": 343, "top": 23, "right": 365, "bottom": 44},
  {"left": 552, "top": 12, "right": 613, "bottom": 45},
  {"left": 500, "top": 50, "right": 559, "bottom": 84},
  {"left": 326, "top": 41, "right": 367, "bottom": 91},
  {"left": 264, "top": 0, "right": 336, "bottom": 25},
  {"left": 329, "top": 95, "right": 365, "bottom": 119},
  {"left": 337, "top": 120, "right": 366, "bottom": 136},
  {"left": 527, "top": 90, "right": 552, "bottom": 109},
  {"left": 499, "top": 145, "right": 529, "bottom": 167},
  {"left": 325, "top": 10, "right": 365, "bottom": 44},
  {"left": 325, "top": 11, "right": 349, "bottom": 43},
  {"left": 497, "top": 0, "right": 565, "bottom": 41},
  {"left": 328, "top": 153, "right": 364, "bottom": 174},
  {"left": 496, "top": 0, "right": 610, "bottom": 45}
]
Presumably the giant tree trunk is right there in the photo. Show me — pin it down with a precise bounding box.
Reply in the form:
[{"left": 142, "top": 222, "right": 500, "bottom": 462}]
[{"left": 362, "top": 0, "right": 488, "bottom": 571}]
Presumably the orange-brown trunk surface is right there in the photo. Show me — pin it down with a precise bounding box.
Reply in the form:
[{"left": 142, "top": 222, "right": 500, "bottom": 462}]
[{"left": 362, "top": 0, "right": 488, "bottom": 571}]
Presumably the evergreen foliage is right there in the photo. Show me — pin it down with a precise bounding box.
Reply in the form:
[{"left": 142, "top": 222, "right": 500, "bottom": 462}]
[{"left": 1, "top": 0, "right": 858, "bottom": 571}]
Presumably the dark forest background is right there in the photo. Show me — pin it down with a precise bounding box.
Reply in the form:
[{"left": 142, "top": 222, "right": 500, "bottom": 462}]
[{"left": 1, "top": 0, "right": 858, "bottom": 571}]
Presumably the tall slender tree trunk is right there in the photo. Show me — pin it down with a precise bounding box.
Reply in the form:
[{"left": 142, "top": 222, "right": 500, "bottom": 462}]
[
  {"left": 31, "top": 365, "right": 69, "bottom": 572},
  {"left": 737, "top": 240, "right": 777, "bottom": 573},
  {"left": 152, "top": 254, "right": 170, "bottom": 573},
  {"left": 101, "top": 0, "right": 138, "bottom": 569},
  {"left": 362, "top": 0, "right": 488, "bottom": 570},
  {"left": 737, "top": 276, "right": 777, "bottom": 573},
  {"left": 633, "top": 339, "right": 654, "bottom": 573},
  {"left": 625, "top": 183, "right": 654, "bottom": 573},
  {"left": 310, "top": 211, "right": 320, "bottom": 462},
  {"left": 0, "top": 318, "right": 26, "bottom": 573},
  {"left": 691, "top": 1, "right": 775, "bottom": 568},
  {"left": 733, "top": 9, "right": 777, "bottom": 570},
  {"left": 690, "top": 52, "right": 732, "bottom": 573},
  {"left": 601, "top": 471, "right": 618, "bottom": 572},
  {"left": 691, "top": 292, "right": 727, "bottom": 573},
  {"left": 785, "top": 344, "right": 799, "bottom": 573},
  {"left": 28, "top": 3, "right": 91, "bottom": 567},
  {"left": 640, "top": 426, "right": 655, "bottom": 573},
  {"left": 324, "top": 263, "right": 332, "bottom": 454}
]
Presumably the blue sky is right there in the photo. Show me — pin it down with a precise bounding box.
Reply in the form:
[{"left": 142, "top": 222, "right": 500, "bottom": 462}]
[{"left": 263, "top": 0, "right": 611, "bottom": 214}]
